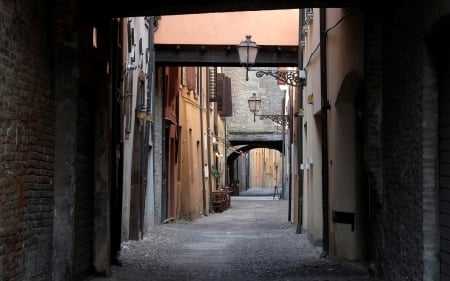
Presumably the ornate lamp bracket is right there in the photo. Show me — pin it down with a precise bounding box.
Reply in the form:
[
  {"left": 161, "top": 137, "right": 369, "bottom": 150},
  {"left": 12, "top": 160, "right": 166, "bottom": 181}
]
[
  {"left": 255, "top": 70, "right": 306, "bottom": 87},
  {"left": 257, "top": 114, "right": 290, "bottom": 126}
]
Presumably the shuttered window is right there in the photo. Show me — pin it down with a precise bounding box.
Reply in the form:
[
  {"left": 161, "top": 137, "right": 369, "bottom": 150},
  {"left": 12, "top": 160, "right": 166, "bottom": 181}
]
[
  {"left": 209, "top": 67, "right": 217, "bottom": 101},
  {"left": 185, "top": 67, "right": 196, "bottom": 91},
  {"left": 216, "top": 73, "right": 224, "bottom": 111},
  {"left": 216, "top": 73, "right": 232, "bottom": 117}
]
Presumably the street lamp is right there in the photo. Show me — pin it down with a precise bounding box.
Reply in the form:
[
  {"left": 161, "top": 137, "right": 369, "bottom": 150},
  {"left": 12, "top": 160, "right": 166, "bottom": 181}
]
[
  {"left": 247, "top": 93, "right": 290, "bottom": 126},
  {"left": 247, "top": 93, "right": 261, "bottom": 122},
  {"left": 135, "top": 105, "right": 152, "bottom": 122},
  {"left": 237, "top": 35, "right": 306, "bottom": 88},
  {"left": 237, "top": 35, "right": 259, "bottom": 81}
]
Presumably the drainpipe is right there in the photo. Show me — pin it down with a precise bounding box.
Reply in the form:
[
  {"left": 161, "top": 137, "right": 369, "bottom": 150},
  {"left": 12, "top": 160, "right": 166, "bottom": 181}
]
[
  {"left": 296, "top": 8, "right": 305, "bottom": 234},
  {"left": 246, "top": 152, "right": 250, "bottom": 190},
  {"left": 281, "top": 124, "right": 286, "bottom": 200},
  {"left": 262, "top": 148, "right": 266, "bottom": 188},
  {"left": 206, "top": 75, "right": 213, "bottom": 211},
  {"left": 288, "top": 88, "right": 293, "bottom": 222},
  {"left": 140, "top": 23, "right": 150, "bottom": 240},
  {"left": 147, "top": 16, "right": 157, "bottom": 229},
  {"left": 200, "top": 68, "right": 207, "bottom": 216},
  {"left": 320, "top": 7, "right": 330, "bottom": 256},
  {"left": 214, "top": 101, "right": 219, "bottom": 187},
  {"left": 224, "top": 120, "right": 228, "bottom": 186}
]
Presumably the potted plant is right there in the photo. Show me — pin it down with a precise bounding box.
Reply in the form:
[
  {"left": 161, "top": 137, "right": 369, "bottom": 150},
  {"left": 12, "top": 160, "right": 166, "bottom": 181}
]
[{"left": 210, "top": 167, "right": 220, "bottom": 186}]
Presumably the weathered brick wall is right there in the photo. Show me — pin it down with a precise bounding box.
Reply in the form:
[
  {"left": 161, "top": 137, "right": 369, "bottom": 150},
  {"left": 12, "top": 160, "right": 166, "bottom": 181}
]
[
  {"left": 369, "top": 4, "right": 441, "bottom": 280},
  {"left": 381, "top": 11, "right": 424, "bottom": 281},
  {"left": 364, "top": 7, "right": 385, "bottom": 276},
  {"left": 0, "top": 1, "right": 54, "bottom": 280},
  {"left": 223, "top": 67, "right": 288, "bottom": 134},
  {"left": 421, "top": 6, "right": 444, "bottom": 280}
]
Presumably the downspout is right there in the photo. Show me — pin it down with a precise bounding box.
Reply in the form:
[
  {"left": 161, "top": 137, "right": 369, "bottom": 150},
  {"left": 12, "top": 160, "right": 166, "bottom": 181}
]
[
  {"left": 296, "top": 8, "right": 305, "bottom": 234},
  {"left": 281, "top": 124, "right": 285, "bottom": 199},
  {"left": 320, "top": 8, "right": 330, "bottom": 256},
  {"left": 263, "top": 148, "right": 266, "bottom": 188},
  {"left": 214, "top": 99, "right": 219, "bottom": 187},
  {"left": 224, "top": 121, "right": 228, "bottom": 186},
  {"left": 145, "top": 16, "right": 156, "bottom": 229},
  {"left": 140, "top": 16, "right": 155, "bottom": 239},
  {"left": 206, "top": 73, "right": 213, "bottom": 211},
  {"left": 200, "top": 68, "right": 207, "bottom": 216},
  {"left": 288, "top": 88, "right": 293, "bottom": 222},
  {"left": 246, "top": 152, "right": 250, "bottom": 190}
]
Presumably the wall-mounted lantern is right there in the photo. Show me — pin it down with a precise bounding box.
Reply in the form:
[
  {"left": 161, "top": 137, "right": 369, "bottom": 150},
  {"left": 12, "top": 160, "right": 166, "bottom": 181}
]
[{"left": 237, "top": 35, "right": 306, "bottom": 87}]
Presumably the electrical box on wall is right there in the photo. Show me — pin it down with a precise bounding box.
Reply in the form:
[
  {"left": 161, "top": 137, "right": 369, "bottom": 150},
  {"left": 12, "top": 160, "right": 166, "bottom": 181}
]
[{"left": 204, "top": 164, "right": 209, "bottom": 178}]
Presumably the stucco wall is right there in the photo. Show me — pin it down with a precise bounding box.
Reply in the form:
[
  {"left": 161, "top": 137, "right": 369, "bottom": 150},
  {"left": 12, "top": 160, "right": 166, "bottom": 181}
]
[
  {"left": 301, "top": 8, "right": 324, "bottom": 247},
  {"left": 249, "top": 148, "right": 282, "bottom": 188},
  {"left": 178, "top": 76, "right": 207, "bottom": 219},
  {"left": 326, "top": 8, "right": 366, "bottom": 260},
  {"left": 154, "top": 10, "right": 299, "bottom": 46}
]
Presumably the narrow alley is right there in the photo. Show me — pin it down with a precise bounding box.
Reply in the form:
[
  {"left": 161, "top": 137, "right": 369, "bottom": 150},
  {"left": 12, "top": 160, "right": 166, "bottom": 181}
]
[{"left": 90, "top": 190, "right": 374, "bottom": 281}]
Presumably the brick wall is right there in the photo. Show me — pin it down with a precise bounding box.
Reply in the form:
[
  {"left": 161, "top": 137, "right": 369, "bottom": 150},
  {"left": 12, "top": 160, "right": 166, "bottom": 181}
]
[
  {"left": 364, "top": 7, "right": 385, "bottom": 276},
  {"left": 223, "top": 67, "right": 288, "bottom": 134},
  {"left": 367, "top": 4, "right": 441, "bottom": 280},
  {"left": 381, "top": 9, "right": 424, "bottom": 280},
  {"left": 0, "top": 1, "right": 54, "bottom": 280},
  {"left": 421, "top": 12, "right": 442, "bottom": 280}
]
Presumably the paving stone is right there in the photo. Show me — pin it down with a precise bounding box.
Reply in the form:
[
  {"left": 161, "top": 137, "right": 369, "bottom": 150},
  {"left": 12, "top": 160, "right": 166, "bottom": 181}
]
[{"left": 89, "top": 194, "right": 380, "bottom": 281}]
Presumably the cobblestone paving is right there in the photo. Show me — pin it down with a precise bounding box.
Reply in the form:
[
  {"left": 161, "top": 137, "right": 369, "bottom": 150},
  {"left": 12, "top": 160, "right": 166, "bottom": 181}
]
[{"left": 90, "top": 196, "right": 380, "bottom": 281}]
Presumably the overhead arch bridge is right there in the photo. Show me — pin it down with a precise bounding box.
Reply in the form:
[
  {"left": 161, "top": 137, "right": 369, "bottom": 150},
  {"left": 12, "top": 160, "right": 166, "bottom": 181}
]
[
  {"left": 227, "top": 132, "right": 284, "bottom": 164},
  {"left": 102, "top": 0, "right": 368, "bottom": 17}
]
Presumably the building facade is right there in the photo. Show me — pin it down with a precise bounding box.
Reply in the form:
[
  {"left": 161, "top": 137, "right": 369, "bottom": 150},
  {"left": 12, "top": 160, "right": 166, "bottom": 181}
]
[
  {"left": 300, "top": 7, "right": 366, "bottom": 259},
  {"left": 248, "top": 148, "right": 283, "bottom": 189}
]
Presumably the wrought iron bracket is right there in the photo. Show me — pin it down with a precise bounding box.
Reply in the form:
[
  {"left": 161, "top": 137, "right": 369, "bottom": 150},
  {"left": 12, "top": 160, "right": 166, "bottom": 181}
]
[
  {"left": 255, "top": 70, "right": 306, "bottom": 87},
  {"left": 256, "top": 114, "right": 290, "bottom": 126}
]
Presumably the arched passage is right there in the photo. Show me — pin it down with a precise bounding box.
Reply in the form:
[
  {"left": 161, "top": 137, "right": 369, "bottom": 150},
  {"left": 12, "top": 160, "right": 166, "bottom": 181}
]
[{"left": 227, "top": 144, "right": 283, "bottom": 192}]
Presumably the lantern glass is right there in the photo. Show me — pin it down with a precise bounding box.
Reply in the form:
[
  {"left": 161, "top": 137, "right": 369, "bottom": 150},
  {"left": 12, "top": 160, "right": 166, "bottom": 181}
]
[
  {"left": 237, "top": 35, "right": 259, "bottom": 66},
  {"left": 247, "top": 93, "right": 261, "bottom": 113}
]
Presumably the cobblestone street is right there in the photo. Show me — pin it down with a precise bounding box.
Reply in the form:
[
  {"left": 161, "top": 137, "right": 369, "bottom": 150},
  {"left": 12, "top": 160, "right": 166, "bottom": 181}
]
[{"left": 90, "top": 192, "right": 378, "bottom": 281}]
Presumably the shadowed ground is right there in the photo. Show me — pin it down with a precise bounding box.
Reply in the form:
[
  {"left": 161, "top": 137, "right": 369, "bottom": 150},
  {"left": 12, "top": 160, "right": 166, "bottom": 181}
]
[{"left": 88, "top": 189, "right": 377, "bottom": 281}]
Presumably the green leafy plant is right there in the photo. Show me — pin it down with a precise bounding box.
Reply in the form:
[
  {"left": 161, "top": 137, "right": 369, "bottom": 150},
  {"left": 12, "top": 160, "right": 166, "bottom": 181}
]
[{"left": 210, "top": 167, "right": 220, "bottom": 179}]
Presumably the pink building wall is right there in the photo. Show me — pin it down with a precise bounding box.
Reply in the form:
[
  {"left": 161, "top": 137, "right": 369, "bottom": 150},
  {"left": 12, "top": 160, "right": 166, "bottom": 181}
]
[{"left": 154, "top": 10, "right": 299, "bottom": 46}]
